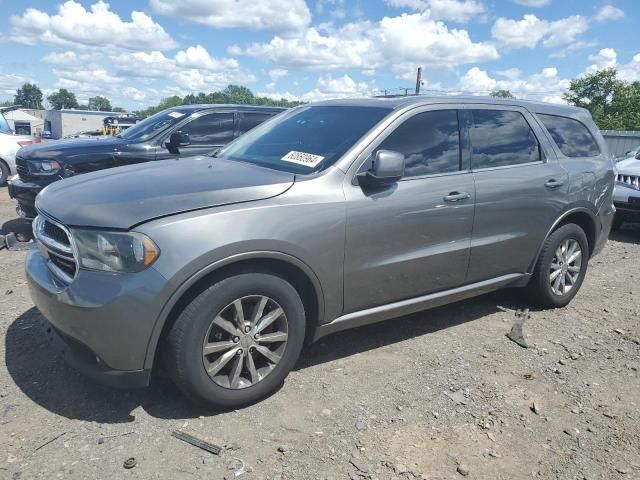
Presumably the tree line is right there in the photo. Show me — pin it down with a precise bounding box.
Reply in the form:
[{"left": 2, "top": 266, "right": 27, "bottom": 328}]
[{"left": 2, "top": 69, "right": 638, "bottom": 130}]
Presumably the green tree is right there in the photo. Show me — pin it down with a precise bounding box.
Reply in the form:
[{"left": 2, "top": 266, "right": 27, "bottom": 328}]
[
  {"left": 47, "top": 89, "right": 79, "bottom": 110},
  {"left": 490, "top": 89, "right": 515, "bottom": 98},
  {"left": 14, "top": 83, "right": 44, "bottom": 109},
  {"left": 112, "top": 106, "right": 127, "bottom": 113},
  {"left": 88, "top": 95, "right": 113, "bottom": 112},
  {"left": 563, "top": 68, "right": 640, "bottom": 130}
]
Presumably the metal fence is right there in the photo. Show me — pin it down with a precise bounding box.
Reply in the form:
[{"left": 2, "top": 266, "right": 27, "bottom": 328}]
[{"left": 600, "top": 130, "right": 640, "bottom": 158}]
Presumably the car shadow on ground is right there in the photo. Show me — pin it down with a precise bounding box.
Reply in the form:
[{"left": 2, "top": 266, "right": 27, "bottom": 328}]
[
  {"left": 5, "top": 290, "right": 524, "bottom": 424},
  {"left": 1, "top": 217, "right": 31, "bottom": 237},
  {"left": 610, "top": 223, "right": 640, "bottom": 244}
]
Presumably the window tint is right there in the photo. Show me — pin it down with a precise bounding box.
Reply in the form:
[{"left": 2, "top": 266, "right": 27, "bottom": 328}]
[
  {"left": 182, "top": 113, "right": 235, "bottom": 145},
  {"left": 239, "top": 112, "right": 274, "bottom": 134},
  {"left": 470, "top": 110, "right": 540, "bottom": 169},
  {"left": 377, "top": 110, "right": 460, "bottom": 177},
  {"left": 537, "top": 114, "right": 600, "bottom": 157}
]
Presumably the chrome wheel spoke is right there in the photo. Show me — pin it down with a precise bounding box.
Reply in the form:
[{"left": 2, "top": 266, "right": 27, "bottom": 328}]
[
  {"left": 250, "top": 296, "right": 269, "bottom": 326},
  {"left": 550, "top": 268, "right": 562, "bottom": 282},
  {"left": 212, "top": 315, "right": 240, "bottom": 336},
  {"left": 203, "top": 340, "right": 236, "bottom": 355},
  {"left": 550, "top": 238, "right": 582, "bottom": 296},
  {"left": 229, "top": 355, "right": 244, "bottom": 389},
  {"left": 206, "top": 348, "right": 238, "bottom": 376},
  {"left": 255, "top": 345, "right": 281, "bottom": 364},
  {"left": 567, "top": 250, "right": 582, "bottom": 265},
  {"left": 233, "top": 299, "right": 246, "bottom": 329},
  {"left": 255, "top": 307, "right": 283, "bottom": 334},
  {"left": 246, "top": 350, "right": 260, "bottom": 384},
  {"left": 256, "top": 331, "right": 288, "bottom": 343}
]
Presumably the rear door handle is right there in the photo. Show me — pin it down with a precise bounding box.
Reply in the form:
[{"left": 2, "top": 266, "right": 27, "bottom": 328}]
[
  {"left": 444, "top": 192, "right": 471, "bottom": 202},
  {"left": 545, "top": 179, "right": 564, "bottom": 189}
]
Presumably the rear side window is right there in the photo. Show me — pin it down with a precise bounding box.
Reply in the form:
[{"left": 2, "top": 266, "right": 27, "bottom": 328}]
[
  {"left": 470, "top": 110, "right": 540, "bottom": 169},
  {"left": 239, "top": 112, "right": 274, "bottom": 134},
  {"left": 537, "top": 114, "right": 600, "bottom": 158},
  {"left": 182, "top": 112, "right": 235, "bottom": 146},
  {"left": 377, "top": 110, "right": 460, "bottom": 178}
]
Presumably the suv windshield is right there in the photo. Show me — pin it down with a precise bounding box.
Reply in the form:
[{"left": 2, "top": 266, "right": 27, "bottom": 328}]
[
  {"left": 215, "top": 105, "right": 392, "bottom": 174},
  {"left": 0, "top": 111, "right": 11, "bottom": 134},
  {"left": 118, "top": 108, "right": 190, "bottom": 142}
]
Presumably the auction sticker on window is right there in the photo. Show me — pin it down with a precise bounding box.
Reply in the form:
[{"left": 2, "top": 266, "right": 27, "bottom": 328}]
[
  {"left": 168, "top": 112, "right": 185, "bottom": 119},
  {"left": 281, "top": 151, "right": 325, "bottom": 168}
]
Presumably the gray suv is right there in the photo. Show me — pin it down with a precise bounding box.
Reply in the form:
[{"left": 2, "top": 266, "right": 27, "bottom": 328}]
[{"left": 26, "top": 97, "right": 615, "bottom": 408}]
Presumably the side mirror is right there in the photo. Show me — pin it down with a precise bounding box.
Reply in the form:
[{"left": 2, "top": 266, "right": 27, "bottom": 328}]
[
  {"left": 358, "top": 149, "right": 405, "bottom": 186},
  {"left": 167, "top": 131, "right": 190, "bottom": 152}
]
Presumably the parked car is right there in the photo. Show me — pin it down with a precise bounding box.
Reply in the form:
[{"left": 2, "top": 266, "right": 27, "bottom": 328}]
[
  {"left": 8, "top": 105, "right": 284, "bottom": 218},
  {"left": 26, "top": 97, "right": 615, "bottom": 408},
  {"left": 613, "top": 153, "right": 640, "bottom": 229},
  {"left": 0, "top": 106, "right": 37, "bottom": 186}
]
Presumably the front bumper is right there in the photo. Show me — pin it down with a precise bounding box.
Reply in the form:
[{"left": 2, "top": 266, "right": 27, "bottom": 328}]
[
  {"left": 613, "top": 184, "right": 640, "bottom": 222},
  {"left": 7, "top": 176, "right": 40, "bottom": 219},
  {"left": 25, "top": 248, "right": 169, "bottom": 388}
]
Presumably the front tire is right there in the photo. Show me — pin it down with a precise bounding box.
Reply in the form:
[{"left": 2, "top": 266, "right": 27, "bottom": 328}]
[
  {"left": 0, "top": 161, "right": 9, "bottom": 187},
  {"left": 163, "top": 273, "right": 305, "bottom": 409},
  {"left": 527, "top": 223, "right": 589, "bottom": 309}
]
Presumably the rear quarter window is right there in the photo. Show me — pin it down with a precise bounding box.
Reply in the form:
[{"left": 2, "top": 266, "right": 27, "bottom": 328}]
[{"left": 537, "top": 113, "right": 600, "bottom": 158}]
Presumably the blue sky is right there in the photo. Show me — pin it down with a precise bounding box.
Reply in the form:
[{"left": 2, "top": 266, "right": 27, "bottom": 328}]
[{"left": 0, "top": 0, "right": 638, "bottom": 109}]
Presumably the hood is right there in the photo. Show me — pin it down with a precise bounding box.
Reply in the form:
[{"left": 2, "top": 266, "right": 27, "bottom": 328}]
[
  {"left": 36, "top": 156, "right": 295, "bottom": 229},
  {"left": 617, "top": 157, "right": 640, "bottom": 175},
  {"left": 17, "top": 136, "right": 125, "bottom": 160}
]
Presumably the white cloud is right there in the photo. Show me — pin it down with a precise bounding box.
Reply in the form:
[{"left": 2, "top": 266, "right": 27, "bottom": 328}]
[
  {"left": 0, "top": 73, "right": 30, "bottom": 95},
  {"left": 514, "top": 0, "right": 550, "bottom": 6},
  {"left": 491, "top": 14, "right": 589, "bottom": 50},
  {"left": 385, "top": 0, "right": 485, "bottom": 22},
  {"left": 122, "top": 87, "right": 147, "bottom": 103},
  {"left": 268, "top": 68, "right": 289, "bottom": 82},
  {"left": 11, "top": 1, "right": 176, "bottom": 51},
  {"left": 173, "top": 69, "right": 256, "bottom": 91},
  {"left": 256, "top": 91, "right": 301, "bottom": 102},
  {"left": 594, "top": 5, "right": 624, "bottom": 23},
  {"left": 588, "top": 48, "right": 617, "bottom": 70},
  {"left": 149, "top": 0, "right": 311, "bottom": 35},
  {"left": 174, "top": 45, "right": 239, "bottom": 71},
  {"left": 584, "top": 48, "right": 640, "bottom": 82},
  {"left": 300, "top": 74, "right": 372, "bottom": 102},
  {"left": 459, "top": 66, "right": 570, "bottom": 103},
  {"left": 239, "top": 12, "right": 498, "bottom": 71}
]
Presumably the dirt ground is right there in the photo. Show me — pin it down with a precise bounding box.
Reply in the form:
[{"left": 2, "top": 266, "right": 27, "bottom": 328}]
[{"left": 0, "top": 186, "right": 639, "bottom": 480}]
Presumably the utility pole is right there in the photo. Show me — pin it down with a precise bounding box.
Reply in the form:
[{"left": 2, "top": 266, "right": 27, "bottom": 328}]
[{"left": 415, "top": 67, "right": 422, "bottom": 95}]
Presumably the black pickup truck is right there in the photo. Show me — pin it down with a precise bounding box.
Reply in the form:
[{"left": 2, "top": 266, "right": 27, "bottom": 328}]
[{"left": 9, "top": 104, "right": 284, "bottom": 218}]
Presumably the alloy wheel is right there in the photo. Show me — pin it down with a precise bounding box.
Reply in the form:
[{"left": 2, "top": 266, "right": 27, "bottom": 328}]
[
  {"left": 549, "top": 238, "right": 582, "bottom": 296},
  {"left": 202, "top": 295, "right": 289, "bottom": 389}
]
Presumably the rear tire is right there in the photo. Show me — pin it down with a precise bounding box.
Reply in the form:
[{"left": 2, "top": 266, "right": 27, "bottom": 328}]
[
  {"left": 0, "top": 161, "right": 9, "bottom": 187},
  {"left": 527, "top": 223, "right": 589, "bottom": 309},
  {"left": 163, "top": 273, "right": 305, "bottom": 409}
]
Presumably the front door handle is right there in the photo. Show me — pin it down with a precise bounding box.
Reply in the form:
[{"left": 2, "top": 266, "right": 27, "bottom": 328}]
[
  {"left": 444, "top": 192, "right": 471, "bottom": 203},
  {"left": 545, "top": 179, "right": 564, "bottom": 189}
]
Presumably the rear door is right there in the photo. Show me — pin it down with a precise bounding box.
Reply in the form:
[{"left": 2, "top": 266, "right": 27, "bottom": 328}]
[
  {"left": 465, "top": 106, "right": 569, "bottom": 283},
  {"left": 343, "top": 106, "right": 476, "bottom": 313}
]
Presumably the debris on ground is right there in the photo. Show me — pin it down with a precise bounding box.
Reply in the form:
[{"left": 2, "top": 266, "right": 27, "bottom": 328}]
[
  {"left": 4, "top": 232, "right": 32, "bottom": 251},
  {"left": 123, "top": 457, "right": 137, "bottom": 469},
  {"left": 531, "top": 402, "right": 541, "bottom": 415},
  {"left": 171, "top": 430, "right": 222, "bottom": 455},
  {"left": 506, "top": 308, "right": 530, "bottom": 348}
]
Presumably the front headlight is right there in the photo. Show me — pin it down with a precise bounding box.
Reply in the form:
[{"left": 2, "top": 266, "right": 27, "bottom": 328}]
[
  {"left": 72, "top": 229, "right": 160, "bottom": 273},
  {"left": 28, "top": 159, "right": 61, "bottom": 176}
]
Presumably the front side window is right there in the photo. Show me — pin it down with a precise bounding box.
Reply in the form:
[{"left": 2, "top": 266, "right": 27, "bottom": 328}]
[
  {"left": 376, "top": 110, "right": 461, "bottom": 178},
  {"left": 215, "top": 105, "right": 392, "bottom": 174},
  {"left": 181, "top": 112, "right": 235, "bottom": 146},
  {"left": 239, "top": 112, "right": 275, "bottom": 134},
  {"left": 537, "top": 113, "right": 600, "bottom": 158},
  {"left": 118, "top": 109, "right": 189, "bottom": 141},
  {"left": 470, "top": 110, "right": 540, "bottom": 169}
]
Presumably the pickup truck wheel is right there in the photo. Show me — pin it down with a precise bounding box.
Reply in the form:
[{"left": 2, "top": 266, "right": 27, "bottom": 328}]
[
  {"left": 527, "top": 223, "right": 589, "bottom": 309},
  {"left": 164, "top": 273, "right": 305, "bottom": 409},
  {"left": 0, "top": 161, "right": 9, "bottom": 187}
]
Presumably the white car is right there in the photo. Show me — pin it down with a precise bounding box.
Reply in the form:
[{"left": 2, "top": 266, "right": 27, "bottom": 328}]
[
  {"left": 613, "top": 151, "right": 640, "bottom": 229},
  {"left": 0, "top": 106, "right": 35, "bottom": 186}
]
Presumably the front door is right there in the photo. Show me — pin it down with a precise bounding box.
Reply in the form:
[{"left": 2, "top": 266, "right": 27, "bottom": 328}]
[{"left": 343, "top": 108, "right": 476, "bottom": 313}]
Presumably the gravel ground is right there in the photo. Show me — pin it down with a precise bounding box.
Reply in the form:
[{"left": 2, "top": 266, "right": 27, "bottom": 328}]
[{"left": 1, "top": 186, "right": 639, "bottom": 480}]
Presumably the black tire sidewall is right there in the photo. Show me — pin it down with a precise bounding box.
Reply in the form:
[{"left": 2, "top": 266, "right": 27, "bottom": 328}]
[
  {"left": 534, "top": 224, "right": 589, "bottom": 308},
  {"left": 165, "top": 273, "right": 305, "bottom": 409},
  {"left": 0, "top": 161, "right": 8, "bottom": 187}
]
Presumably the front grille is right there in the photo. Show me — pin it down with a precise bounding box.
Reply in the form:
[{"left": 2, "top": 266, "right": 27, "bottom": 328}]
[
  {"left": 617, "top": 173, "right": 640, "bottom": 190},
  {"left": 43, "top": 220, "right": 70, "bottom": 247},
  {"left": 15, "top": 155, "right": 33, "bottom": 181},
  {"left": 33, "top": 215, "right": 78, "bottom": 283}
]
